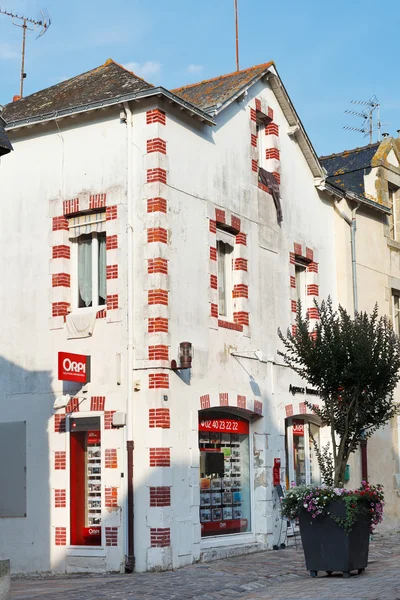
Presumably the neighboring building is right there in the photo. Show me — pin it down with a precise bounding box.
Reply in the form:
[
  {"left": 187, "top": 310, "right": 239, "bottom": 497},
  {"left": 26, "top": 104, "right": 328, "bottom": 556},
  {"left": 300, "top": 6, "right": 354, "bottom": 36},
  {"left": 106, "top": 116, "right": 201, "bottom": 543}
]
[
  {"left": 0, "top": 115, "right": 12, "bottom": 156},
  {"left": 320, "top": 138, "right": 400, "bottom": 528},
  {"left": 0, "top": 58, "right": 337, "bottom": 574}
]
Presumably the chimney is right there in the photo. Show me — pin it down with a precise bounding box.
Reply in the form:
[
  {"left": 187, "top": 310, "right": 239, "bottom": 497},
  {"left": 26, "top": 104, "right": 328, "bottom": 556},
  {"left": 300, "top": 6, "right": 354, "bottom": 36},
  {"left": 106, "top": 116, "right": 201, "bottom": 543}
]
[
  {"left": 12, "top": 95, "right": 21, "bottom": 102},
  {"left": 397, "top": 129, "right": 400, "bottom": 138},
  {"left": 382, "top": 133, "right": 389, "bottom": 138}
]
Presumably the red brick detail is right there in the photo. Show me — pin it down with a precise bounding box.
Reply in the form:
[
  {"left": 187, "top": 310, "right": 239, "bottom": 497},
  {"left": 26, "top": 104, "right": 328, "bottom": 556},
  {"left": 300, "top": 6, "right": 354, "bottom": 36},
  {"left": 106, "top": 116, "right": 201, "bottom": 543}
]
[
  {"left": 105, "top": 448, "right": 118, "bottom": 469},
  {"left": 148, "top": 345, "right": 169, "bottom": 361},
  {"left": 104, "top": 411, "right": 116, "bottom": 430},
  {"left": 289, "top": 252, "right": 296, "bottom": 265},
  {"left": 215, "top": 208, "right": 225, "bottom": 224},
  {"left": 54, "top": 451, "right": 66, "bottom": 470},
  {"left": 91, "top": 396, "right": 105, "bottom": 411},
  {"left": 52, "top": 245, "right": 70, "bottom": 259},
  {"left": 233, "top": 284, "right": 248, "bottom": 298},
  {"left": 55, "top": 527, "right": 67, "bottom": 546},
  {"left": 147, "top": 168, "right": 167, "bottom": 184},
  {"left": 250, "top": 108, "right": 257, "bottom": 122},
  {"left": 292, "top": 325, "right": 297, "bottom": 336},
  {"left": 150, "top": 448, "right": 170, "bottom": 467},
  {"left": 235, "top": 232, "right": 247, "bottom": 245},
  {"left": 54, "top": 489, "right": 66, "bottom": 508},
  {"left": 96, "top": 309, "right": 107, "bottom": 319},
  {"left": 252, "top": 159, "right": 258, "bottom": 172},
  {"left": 105, "top": 527, "right": 118, "bottom": 546},
  {"left": 211, "top": 303, "right": 218, "bottom": 318},
  {"left": 254, "top": 399, "right": 263, "bottom": 415},
  {"left": 265, "top": 148, "right": 280, "bottom": 160},
  {"left": 231, "top": 215, "right": 241, "bottom": 232},
  {"left": 147, "top": 197, "right": 167, "bottom": 213},
  {"left": 268, "top": 107, "right": 274, "bottom": 120},
  {"left": 149, "top": 408, "right": 170, "bottom": 429},
  {"left": 148, "top": 258, "right": 168, "bottom": 275},
  {"left": 105, "top": 487, "right": 118, "bottom": 508},
  {"left": 307, "top": 284, "right": 319, "bottom": 296},
  {"left": 52, "top": 273, "right": 70, "bottom": 288},
  {"left": 89, "top": 193, "right": 106, "bottom": 210},
  {"left": 66, "top": 397, "right": 79, "bottom": 414},
  {"left": 258, "top": 182, "right": 270, "bottom": 193},
  {"left": 106, "top": 235, "right": 118, "bottom": 250},
  {"left": 149, "top": 373, "right": 169, "bottom": 389},
  {"left": 106, "top": 205, "right": 117, "bottom": 221},
  {"left": 251, "top": 134, "right": 257, "bottom": 147},
  {"left": 148, "top": 289, "right": 168, "bottom": 305},
  {"left": 210, "top": 246, "right": 217, "bottom": 261},
  {"left": 54, "top": 414, "right": 66, "bottom": 433},
  {"left": 209, "top": 219, "right": 217, "bottom": 234},
  {"left": 234, "top": 258, "right": 248, "bottom": 271},
  {"left": 310, "top": 331, "right": 318, "bottom": 341},
  {"left": 294, "top": 242, "right": 302, "bottom": 256},
  {"left": 265, "top": 123, "right": 279, "bottom": 136},
  {"left": 290, "top": 276, "right": 296, "bottom": 288},
  {"left": 63, "top": 198, "right": 79, "bottom": 215},
  {"left": 200, "top": 394, "right": 211, "bottom": 409},
  {"left": 299, "top": 402, "right": 307, "bottom": 414},
  {"left": 273, "top": 172, "right": 281, "bottom": 184},
  {"left": 285, "top": 404, "right": 294, "bottom": 417},
  {"left": 306, "top": 247, "right": 314, "bottom": 261},
  {"left": 291, "top": 300, "right": 297, "bottom": 313},
  {"left": 307, "top": 262, "right": 319, "bottom": 273},
  {"left": 219, "top": 392, "right": 229, "bottom": 406},
  {"left": 307, "top": 307, "right": 320, "bottom": 320},
  {"left": 150, "top": 528, "right": 170, "bottom": 548},
  {"left": 150, "top": 486, "right": 171, "bottom": 507},
  {"left": 147, "top": 227, "right": 168, "bottom": 244},
  {"left": 237, "top": 395, "right": 246, "bottom": 409},
  {"left": 106, "top": 265, "right": 118, "bottom": 280},
  {"left": 210, "top": 274, "right": 218, "bottom": 290},
  {"left": 107, "top": 294, "right": 119, "bottom": 310},
  {"left": 233, "top": 311, "right": 249, "bottom": 326},
  {"left": 52, "top": 216, "right": 69, "bottom": 231},
  {"left": 146, "top": 109, "right": 166, "bottom": 125},
  {"left": 218, "top": 319, "right": 243, "bottom": 332},
  {"left": 147, "top": 138, "right": 167, "bottom": 154},
  {"left": 52, "top": 302, "right": 70, "bottom": 317},
  {"left": 255, "top": 98, "right": 262, "bottom": 112},
  {"left": 148, "top": 317, "right": 169, "bottom": 333}
]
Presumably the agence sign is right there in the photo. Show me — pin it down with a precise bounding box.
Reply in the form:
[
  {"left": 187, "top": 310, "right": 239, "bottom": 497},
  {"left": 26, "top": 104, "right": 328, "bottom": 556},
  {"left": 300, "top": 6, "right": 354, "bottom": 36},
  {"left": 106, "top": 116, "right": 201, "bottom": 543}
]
[{"left": 58, "top": 352, "right": 91, "bottom": 384}]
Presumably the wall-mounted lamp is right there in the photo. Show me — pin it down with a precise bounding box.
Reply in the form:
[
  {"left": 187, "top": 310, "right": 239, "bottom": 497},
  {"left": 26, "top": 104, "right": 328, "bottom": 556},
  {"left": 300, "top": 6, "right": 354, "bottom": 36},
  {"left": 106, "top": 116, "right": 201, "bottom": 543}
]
[{"left": 171, "top": 341, "right": 193, "bottom": 370}]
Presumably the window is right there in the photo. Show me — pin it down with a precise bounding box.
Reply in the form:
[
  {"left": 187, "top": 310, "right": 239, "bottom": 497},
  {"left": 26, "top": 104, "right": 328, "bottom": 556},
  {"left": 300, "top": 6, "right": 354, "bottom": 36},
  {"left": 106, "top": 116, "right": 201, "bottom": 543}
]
[
  {"left": 389, "top": 185, "right": 400, "bottom": 240},
  {"left": 76, "top": 233, "right": 106, "bottom": 308},
  {"left": 285, "top": 418, "right": 321, "bottom": 487},
  {"left": 295, "top": 260, "right": 307, "bottom": 312},
  {"left": 199, "top": 411, "right": 251, "bottom": 537},
  {"left": 393, "top": 292, "right": 400, "bottom": 335},
  {"left": 217, "top": 229, "right": 234, "bottom": 318}
]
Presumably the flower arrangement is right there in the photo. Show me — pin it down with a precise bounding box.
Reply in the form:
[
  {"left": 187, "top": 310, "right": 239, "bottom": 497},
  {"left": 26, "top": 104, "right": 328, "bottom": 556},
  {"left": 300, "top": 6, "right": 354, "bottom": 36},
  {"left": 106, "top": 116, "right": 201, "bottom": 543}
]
[{"left": 280, "top": 481, "right": 384, "bottom": 533}]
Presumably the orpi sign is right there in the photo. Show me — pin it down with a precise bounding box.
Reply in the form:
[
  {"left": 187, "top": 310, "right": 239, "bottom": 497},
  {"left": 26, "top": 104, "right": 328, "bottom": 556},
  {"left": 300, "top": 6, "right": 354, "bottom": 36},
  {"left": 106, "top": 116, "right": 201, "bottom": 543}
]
[{"left": 58, "top": 352, "right": 90, "bottom": 384}]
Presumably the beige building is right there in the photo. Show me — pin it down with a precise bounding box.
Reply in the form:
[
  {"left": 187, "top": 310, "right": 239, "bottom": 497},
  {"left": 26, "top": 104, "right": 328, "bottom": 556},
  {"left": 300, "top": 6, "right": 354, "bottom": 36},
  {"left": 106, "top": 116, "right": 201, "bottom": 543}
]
[{"left": 320, "top": 138, "right": 400, "bottom": 529}]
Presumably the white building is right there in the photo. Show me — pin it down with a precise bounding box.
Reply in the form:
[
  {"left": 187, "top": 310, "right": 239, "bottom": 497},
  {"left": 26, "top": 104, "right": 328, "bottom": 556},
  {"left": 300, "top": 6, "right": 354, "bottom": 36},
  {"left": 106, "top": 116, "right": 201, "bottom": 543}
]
[{"left": 0, "top": 59, "right": 336, "bottom": 574}]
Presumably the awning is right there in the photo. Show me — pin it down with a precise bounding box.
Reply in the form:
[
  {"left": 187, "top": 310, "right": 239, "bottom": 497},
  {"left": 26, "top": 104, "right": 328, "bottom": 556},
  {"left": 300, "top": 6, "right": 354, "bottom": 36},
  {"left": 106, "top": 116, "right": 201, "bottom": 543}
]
[{"left": 68, "top": 211, "right": 106, "bottom": 238}]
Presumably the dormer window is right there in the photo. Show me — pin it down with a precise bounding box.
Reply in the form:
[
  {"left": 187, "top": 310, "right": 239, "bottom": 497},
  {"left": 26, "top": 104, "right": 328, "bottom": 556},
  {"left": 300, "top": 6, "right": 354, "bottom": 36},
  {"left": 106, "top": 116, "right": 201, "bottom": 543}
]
[{"left": 388, "top": 185, "right": 399, "bottom": 240}]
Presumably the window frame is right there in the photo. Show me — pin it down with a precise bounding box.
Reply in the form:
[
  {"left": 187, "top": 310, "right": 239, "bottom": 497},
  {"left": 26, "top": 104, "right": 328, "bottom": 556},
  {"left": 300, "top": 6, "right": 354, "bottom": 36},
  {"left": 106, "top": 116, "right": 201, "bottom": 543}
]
[
  {"left": 388, "top": 184, "right": 400, "bottom": 241},
  {"left": 216, "top": 228, "right": 235, "bottom": 319},
  {"left": 71, "top": 231, "right": 106, "bottom": 311},
  {"left": 393, "top": 291, "right": 400, "bottom": 336},
  {"left": 294, "top": 259, "right": 307, "bottom": 314}
]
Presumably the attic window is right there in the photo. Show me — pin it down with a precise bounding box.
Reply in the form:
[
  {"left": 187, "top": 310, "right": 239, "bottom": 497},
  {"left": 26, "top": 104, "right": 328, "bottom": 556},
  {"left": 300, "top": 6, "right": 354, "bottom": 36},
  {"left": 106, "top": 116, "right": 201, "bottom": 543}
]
[{"left": 388, "top": 184, "right": 400, "bottom": 240}]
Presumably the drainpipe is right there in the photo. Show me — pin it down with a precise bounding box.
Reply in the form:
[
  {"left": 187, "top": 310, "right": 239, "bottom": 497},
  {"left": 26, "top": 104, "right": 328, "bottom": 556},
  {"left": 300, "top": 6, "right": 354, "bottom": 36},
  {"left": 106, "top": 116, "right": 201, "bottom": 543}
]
[
  {"left": 123, "top": 102, "right": 135, "bottom": 572},
  {"left": 334, "top": 201, "right": 360, "bottom": 315}
]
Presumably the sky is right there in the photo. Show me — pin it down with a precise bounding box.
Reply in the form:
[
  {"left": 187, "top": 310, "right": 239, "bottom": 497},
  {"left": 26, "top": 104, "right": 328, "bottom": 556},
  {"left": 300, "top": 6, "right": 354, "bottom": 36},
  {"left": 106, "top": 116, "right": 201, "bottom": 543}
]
[{"left": 0, "top": 0, "right": 399, "bottom": 156}]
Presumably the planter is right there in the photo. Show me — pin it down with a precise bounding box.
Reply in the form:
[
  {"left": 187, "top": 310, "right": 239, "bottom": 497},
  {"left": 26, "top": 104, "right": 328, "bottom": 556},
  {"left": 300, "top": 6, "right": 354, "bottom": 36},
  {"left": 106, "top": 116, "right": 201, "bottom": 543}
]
[{"left": 298, "top": 501, "right": 371, "bottom": 578}]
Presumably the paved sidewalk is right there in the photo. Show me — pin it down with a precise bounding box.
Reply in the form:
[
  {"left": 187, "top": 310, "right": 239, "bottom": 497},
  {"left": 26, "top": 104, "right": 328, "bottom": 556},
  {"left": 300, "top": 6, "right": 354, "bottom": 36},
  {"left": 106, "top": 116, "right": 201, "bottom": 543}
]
[{"left": 11, "top": 532, "right": 400, "bottom": 600}]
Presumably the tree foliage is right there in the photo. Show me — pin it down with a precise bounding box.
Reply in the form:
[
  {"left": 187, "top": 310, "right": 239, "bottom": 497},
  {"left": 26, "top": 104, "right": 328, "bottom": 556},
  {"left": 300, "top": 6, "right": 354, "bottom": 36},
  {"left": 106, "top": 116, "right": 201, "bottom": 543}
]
[{"left": 278, "top": 298, "right": 400, "bottom": 486}]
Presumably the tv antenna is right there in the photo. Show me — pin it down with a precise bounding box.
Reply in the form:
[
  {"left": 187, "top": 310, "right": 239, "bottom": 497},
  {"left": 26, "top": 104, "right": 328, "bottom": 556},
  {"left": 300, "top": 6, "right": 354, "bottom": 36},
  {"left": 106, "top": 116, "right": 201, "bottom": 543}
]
[
  {"left": 343, "top": 96, "right": 381, "bottom": 144},
  {"left": 0, "top": 7, "right": 51, "bottom": 98}
]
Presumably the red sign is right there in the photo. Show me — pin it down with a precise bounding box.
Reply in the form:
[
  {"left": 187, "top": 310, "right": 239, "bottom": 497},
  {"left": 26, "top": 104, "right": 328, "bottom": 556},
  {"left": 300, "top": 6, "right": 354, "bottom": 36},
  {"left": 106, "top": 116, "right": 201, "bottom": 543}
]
[
  {"left": 199, "top": 418, "right": 249, "bottom": 434},
  {"left": 58, "top": 352, "right": 90, "bottom": 384},
  {"left": 87, "top": 431, "right": 101, "bottom": 445},
  {"left": 201, "top": 519, "right": 248, "bottom": 533},
  {"left": 293, "top": 419, "right": 304, "bottom": 436}
]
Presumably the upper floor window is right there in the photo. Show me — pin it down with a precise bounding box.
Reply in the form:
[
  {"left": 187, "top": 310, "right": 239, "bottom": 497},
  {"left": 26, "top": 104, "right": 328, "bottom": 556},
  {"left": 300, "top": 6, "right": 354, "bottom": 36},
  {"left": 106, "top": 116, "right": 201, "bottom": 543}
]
[
  {"left": 217, "top": 229, "right": 234, "bottom": 318},
  {"left": 388, "top": 185, "right": 399, "bottom": 240},
  {"left": 393, "top": 291, "right": 400, "bottom": 336},
  {"left": 295, "top": 259, "right": 307, "bottom": 312}
]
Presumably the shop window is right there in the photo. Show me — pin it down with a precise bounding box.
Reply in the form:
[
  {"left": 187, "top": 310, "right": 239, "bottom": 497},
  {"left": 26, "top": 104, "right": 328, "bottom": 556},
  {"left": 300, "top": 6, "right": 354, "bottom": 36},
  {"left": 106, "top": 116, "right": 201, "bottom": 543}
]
[
  {"left": 217, "top": 229, "right": 234, "bottom": 318},
  {"left": 198, "top": 411, "right": 251, "bottom": 537},
  {"left": 393, "top": 291, "right": 400, "bottom": 335},
  {"left": 69, "top": 416, "right": 102, "bottom": 546},
  {"left": 285, "top": 418, "right": 320, "bottom": 487}
]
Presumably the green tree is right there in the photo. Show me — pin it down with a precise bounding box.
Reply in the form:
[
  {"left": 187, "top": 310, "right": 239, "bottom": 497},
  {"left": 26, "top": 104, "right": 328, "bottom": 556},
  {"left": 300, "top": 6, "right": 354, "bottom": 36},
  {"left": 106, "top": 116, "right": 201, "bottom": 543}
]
[{"left": 278, "top": 298, "right": 400, "bottom": 486}]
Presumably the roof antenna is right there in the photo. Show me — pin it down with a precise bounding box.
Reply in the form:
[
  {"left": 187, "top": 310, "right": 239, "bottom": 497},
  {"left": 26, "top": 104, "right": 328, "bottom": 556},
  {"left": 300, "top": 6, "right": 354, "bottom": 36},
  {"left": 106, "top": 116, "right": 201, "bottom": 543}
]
[
  {"left": 343, "top": 96, "right": 381, "bottom": 144},
  {"left": 0, "top": 7, "right": 51, "bottom": 99},
  {"left": 234, "top": 0, "right": 239, "bottom": 71}
]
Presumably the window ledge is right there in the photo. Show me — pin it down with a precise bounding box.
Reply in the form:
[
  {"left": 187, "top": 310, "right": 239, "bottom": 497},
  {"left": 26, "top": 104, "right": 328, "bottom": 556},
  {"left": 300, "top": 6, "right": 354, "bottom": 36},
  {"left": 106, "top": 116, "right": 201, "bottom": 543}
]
[
  {"left": 388, "top": 238, "right": 400, "bottom": 251},
  {"left": 218, "top": 319, "right": 243, "bottom": 332}
]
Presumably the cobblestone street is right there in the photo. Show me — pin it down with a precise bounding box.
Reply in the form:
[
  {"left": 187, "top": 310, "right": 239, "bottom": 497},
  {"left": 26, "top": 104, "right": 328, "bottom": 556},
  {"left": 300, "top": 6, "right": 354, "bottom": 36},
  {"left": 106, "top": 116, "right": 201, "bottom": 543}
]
[{"left": 11, "top": 532, "right": 400, "bottom": 600}]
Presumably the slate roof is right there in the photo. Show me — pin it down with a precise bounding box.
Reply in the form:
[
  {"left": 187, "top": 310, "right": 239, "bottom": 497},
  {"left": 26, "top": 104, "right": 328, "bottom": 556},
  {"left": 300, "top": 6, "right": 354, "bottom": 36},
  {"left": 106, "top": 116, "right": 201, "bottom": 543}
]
[
  {"left": 2, "top": 59, "right": 153, "bottom": 126},
  {"left": 319, "top": 143, "right": 380, "bottom": 195},
  {"left": 172, "top": 62, "right": 274, "bottom": 113},
  {"left": 0, "top": 117, "right": 12, "bottom": 156}
]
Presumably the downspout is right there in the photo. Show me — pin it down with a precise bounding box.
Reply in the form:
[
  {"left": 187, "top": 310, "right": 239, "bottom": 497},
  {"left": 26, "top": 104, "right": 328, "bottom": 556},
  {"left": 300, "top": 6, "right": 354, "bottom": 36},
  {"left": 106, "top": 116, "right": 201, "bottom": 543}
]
[
  {"left": 123, "top": 102, "right": 135, "bottom": 572},
  {"left": 334, "top": 201, "right": 360, "bottom": 315}
]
